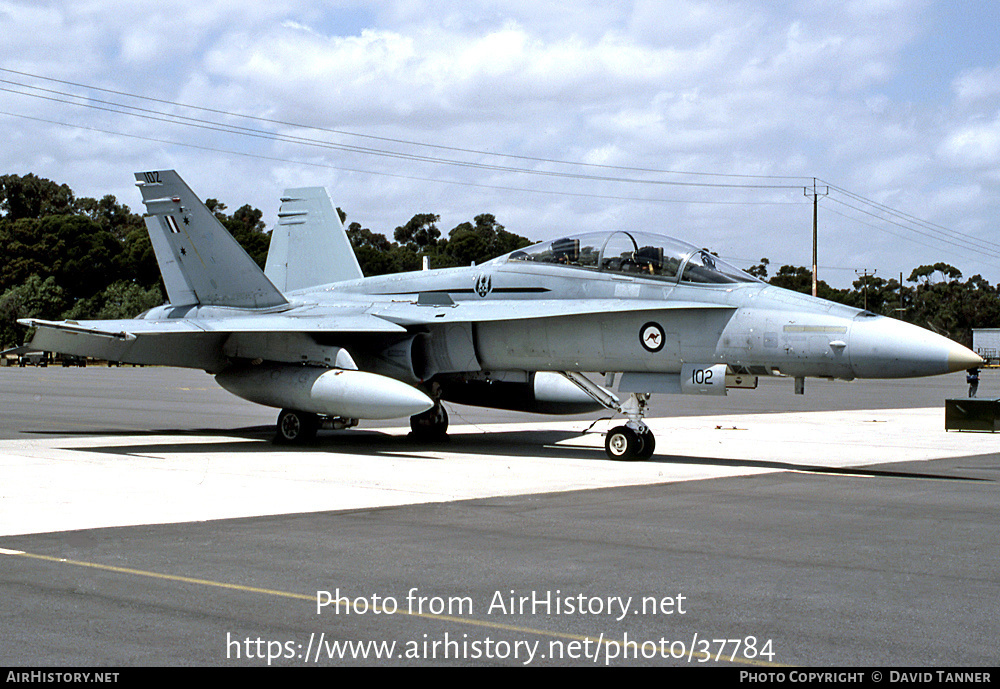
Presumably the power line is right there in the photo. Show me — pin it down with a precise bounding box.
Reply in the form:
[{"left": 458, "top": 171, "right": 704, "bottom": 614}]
[
  {"left": 820, "top": 181, "right": 1000, "bottom": 254},
  {"left": 820, "top": 198, "right": 1000, "bottom": 271},
  {"left": 822, "top": 194, "right": 1000, "bottom": 261},
  {"left": 3, "top": 66, "right": 995, "bottom": 273},
  {"left": 0, "top": 109, "right": 807, "bottom": 207},
  {"left": 0, "top": 67, "right": 810, "bottom": 187}
]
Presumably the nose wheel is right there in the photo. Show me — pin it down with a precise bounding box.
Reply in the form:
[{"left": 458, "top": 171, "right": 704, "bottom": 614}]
[{"left": 605, "top": 424, "right": 655, "bottom": 461}]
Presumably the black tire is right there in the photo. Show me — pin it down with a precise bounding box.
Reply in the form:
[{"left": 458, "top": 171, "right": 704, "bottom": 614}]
[
  {"left": 274, "top": 409, "right": 319, "bottom": 445},
  {"left": 410, "top": 403, "right": 449, "bottom": 442},
  {"left": 605, "top": 425, "right": 640, "bottom": 460},
  {"left": 635, "top": 428, "right": 656, "bottom": 460}
]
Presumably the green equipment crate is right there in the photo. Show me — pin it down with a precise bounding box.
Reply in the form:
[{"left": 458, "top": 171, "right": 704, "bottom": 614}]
[{"left": 944, "top": 399, "right": 1000, "bottom": 432}]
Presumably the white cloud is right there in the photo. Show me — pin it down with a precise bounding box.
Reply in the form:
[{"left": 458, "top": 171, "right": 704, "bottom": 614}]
[
  {"left": 939, "top": 114, "right": 1000, "bottom": 169},
  {"left": 0, "top": 0, "right": 999, "bottom": 285},
  {"left": 953, "top": 65, "right": 1000, "bottom": 104}
]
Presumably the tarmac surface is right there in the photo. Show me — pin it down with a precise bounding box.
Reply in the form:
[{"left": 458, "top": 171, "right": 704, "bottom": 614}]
[{"left": 1, "top": 366, "right": 998, "bottom": 667}]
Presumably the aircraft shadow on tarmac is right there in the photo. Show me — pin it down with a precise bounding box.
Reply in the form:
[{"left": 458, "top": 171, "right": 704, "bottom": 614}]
[
  {"left": 50, "top": 425, "right": 989, "bottom": 482},
  {"left": 65, "top": 426, "right": 606, "bottom": 461}
]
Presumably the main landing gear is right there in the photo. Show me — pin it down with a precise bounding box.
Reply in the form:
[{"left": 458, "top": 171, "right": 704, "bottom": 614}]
[
  {"left": 409, "top": 400, "right": 449, "bottom": 441},
  {"left": 558, "top": 372, "right": 657, "bottom": 461},
  {"left": 273, "top": 409, "right": 359, "bottom": 445},
  {"left": 274, "top": 408, "right": 319, "bottom": 444},
  {"left": 272, "top": 402, "right": 449, "bottom": 446},
  {"left": 271, "top": 378, "right": 654, "bottom": 460}
]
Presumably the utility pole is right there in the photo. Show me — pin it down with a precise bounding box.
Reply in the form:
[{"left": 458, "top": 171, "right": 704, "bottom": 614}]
[
  {"left": 856, "top": 268, "right": 876, "bottom": 311},
  {"left": 804, "top": 179, "right": 829, "bottom": 297},
  {"left": 895, "top": 271, "right": 906, "bottom": 320}
]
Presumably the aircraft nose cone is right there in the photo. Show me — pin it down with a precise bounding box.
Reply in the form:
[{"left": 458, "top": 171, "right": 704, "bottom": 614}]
[
  {"left": 849, "top": 315, "right": 983, "bottom": 378},
  {"left": 946, "top": 343, "right": 985, "bottom": 373}
]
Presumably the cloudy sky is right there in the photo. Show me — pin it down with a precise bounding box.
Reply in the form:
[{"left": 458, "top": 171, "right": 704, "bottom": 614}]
[{"left": 2, "top": 0, "right": 999, "bottom": 288}]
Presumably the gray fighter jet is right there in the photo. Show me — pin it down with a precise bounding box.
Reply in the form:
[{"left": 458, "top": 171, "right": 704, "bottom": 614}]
[{"left": 17, "top": 170, "right": 982, "bottom": 460}]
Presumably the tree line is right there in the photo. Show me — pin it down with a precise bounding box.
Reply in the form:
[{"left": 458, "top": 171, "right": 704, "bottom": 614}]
[
  {"left": 1, "top": 172, "right": 996, "bottom": 349},
  {"left": 0, "top": 173, "right": 532, "bottom": 347},
  {"left": 745, "top": 258, "right": 1000, "bottom": 347}
]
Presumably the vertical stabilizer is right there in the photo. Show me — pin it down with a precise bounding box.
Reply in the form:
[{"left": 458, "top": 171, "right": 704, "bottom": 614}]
[
  {"left": 264, "top": 187, "right": 364, "bottom": 292},
  {"left": 135, "top": 170, "right": 286, "bottom": 309}
]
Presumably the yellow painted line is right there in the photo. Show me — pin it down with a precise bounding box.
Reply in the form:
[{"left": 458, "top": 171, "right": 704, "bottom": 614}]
[
  {"left": 2, "top": 548, "right": 784, "bottom": 666},
  {"left": 3, "top": 548, "right": 310, "bottom": 600}
]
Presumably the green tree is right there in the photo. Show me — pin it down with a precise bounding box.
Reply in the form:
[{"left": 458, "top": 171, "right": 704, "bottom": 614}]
[
  {"left": 394, "top": 213, "right": 442, "bottom": 254},
  {"left": 42, "top": 214, "right": 124, "bottom": 303},
  {"left": 63, "top": 281, "right": 164, "bottom": 321},
  {"left": 0, "top": 275, "right": 68, "bottom": 347},
  {"left": 116, "top": 224, "right": 161, "bottom": 288},
  {"left": 0, "top": 217, "right": 60, "bottom": 293},
  {"left": 347, "top": 222, "right": 399, "bottom": 276},
  {"left": 74, "top": 194, "right": 145, "bottom": 242},
  {"left": 440, "top": 214, "right": 531, "bottom": 267},
  {"left": 908, "top": 263, "right": 963, "bottom": 284},
  {"left": 766, "top": 264, "right": 847, "bottom": 302},
  {"left": 746, "top": 257, "right": 769, "bottom": 280},
  {"left": 0, "top": 173, "right": 75, "bottom": 220},
  {"left": 846, "top": 273, "right": 901, "bottom": 313},
  {"left": 348, "top": 212, "right": 532, "bottom": 275},
  {"left": 206, "top": 199, "right": 271, "bottom": 268},
  {"left": 903, "top": 270, "right": 1000, "bottom": 347}
]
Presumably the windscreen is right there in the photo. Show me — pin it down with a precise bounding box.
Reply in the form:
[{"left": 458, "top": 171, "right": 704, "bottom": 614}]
[{"left": 506, "top": 231, "right": 759, "bottom": 284}]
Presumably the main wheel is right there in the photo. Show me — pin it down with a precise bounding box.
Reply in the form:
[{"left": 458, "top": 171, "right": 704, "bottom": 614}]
[
  {"left": 274, "top": 409, "right": 319, "bottom": 445},
  {"left": 410, "top": 403, "right": 449, "bottom": 442}
]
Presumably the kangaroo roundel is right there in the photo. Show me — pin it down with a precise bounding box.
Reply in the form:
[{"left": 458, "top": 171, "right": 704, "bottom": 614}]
[{"left": 640, "top": 322, "right": 665, "bottom": 353}]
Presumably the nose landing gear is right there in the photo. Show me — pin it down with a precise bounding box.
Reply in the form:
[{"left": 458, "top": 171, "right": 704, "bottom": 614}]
[
  {"left": 605, "top": 423, "right": 655, "bottom": 461},
  {"left": 558, "top": 372, "right": 657, "bottom": 461}
]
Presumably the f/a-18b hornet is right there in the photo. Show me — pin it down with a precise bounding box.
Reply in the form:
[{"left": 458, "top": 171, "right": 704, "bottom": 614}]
[{"left": 17, "top": 170, "right": 982, "bottom": 460}]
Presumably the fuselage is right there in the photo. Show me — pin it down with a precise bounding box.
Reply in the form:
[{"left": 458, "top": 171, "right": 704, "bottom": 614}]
[
  {"left": 134, "top": 229, "right": 980, "bottom": 384},
  {"left": 251, "top": 251, "right": 975, "bottom": 382}
]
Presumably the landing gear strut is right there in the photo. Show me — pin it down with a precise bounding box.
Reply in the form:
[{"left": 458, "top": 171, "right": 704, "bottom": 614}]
[
  {"left": 557, "top": 372, "right": 656, "bottom": 461},
  {"left": 274, "top": 408, "right": 319, "bottom": 444}
]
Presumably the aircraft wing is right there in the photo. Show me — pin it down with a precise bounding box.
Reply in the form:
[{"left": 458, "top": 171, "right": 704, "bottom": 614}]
[
  {"left": 18, "top": 299, "right": 732, "bottom": 370},
  {"left": 18, "top": 311, "right": 405, "bottom": 371},
  {"left": 19, "top": 300, "right": 726, "bottom": 348},
  {"left": 19, "top": 312, "right": 405, "bottom": 337},
  {"left": 369, "top": 298, "right": 735, "bottom": 326}
]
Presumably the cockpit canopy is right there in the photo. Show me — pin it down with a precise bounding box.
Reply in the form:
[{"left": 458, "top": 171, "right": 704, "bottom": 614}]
[{"left": 503, "top": 230, "right": 759, "bottom": 285}]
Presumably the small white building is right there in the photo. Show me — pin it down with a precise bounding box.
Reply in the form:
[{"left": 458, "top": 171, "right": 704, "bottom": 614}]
[{"left": 972, "top": 329, "right": 1000, "bottom": 365}]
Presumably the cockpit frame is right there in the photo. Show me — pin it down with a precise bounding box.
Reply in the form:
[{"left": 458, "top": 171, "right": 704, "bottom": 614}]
[{"left": 504, "top": 230, "right": 759, "bottom": 285}]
